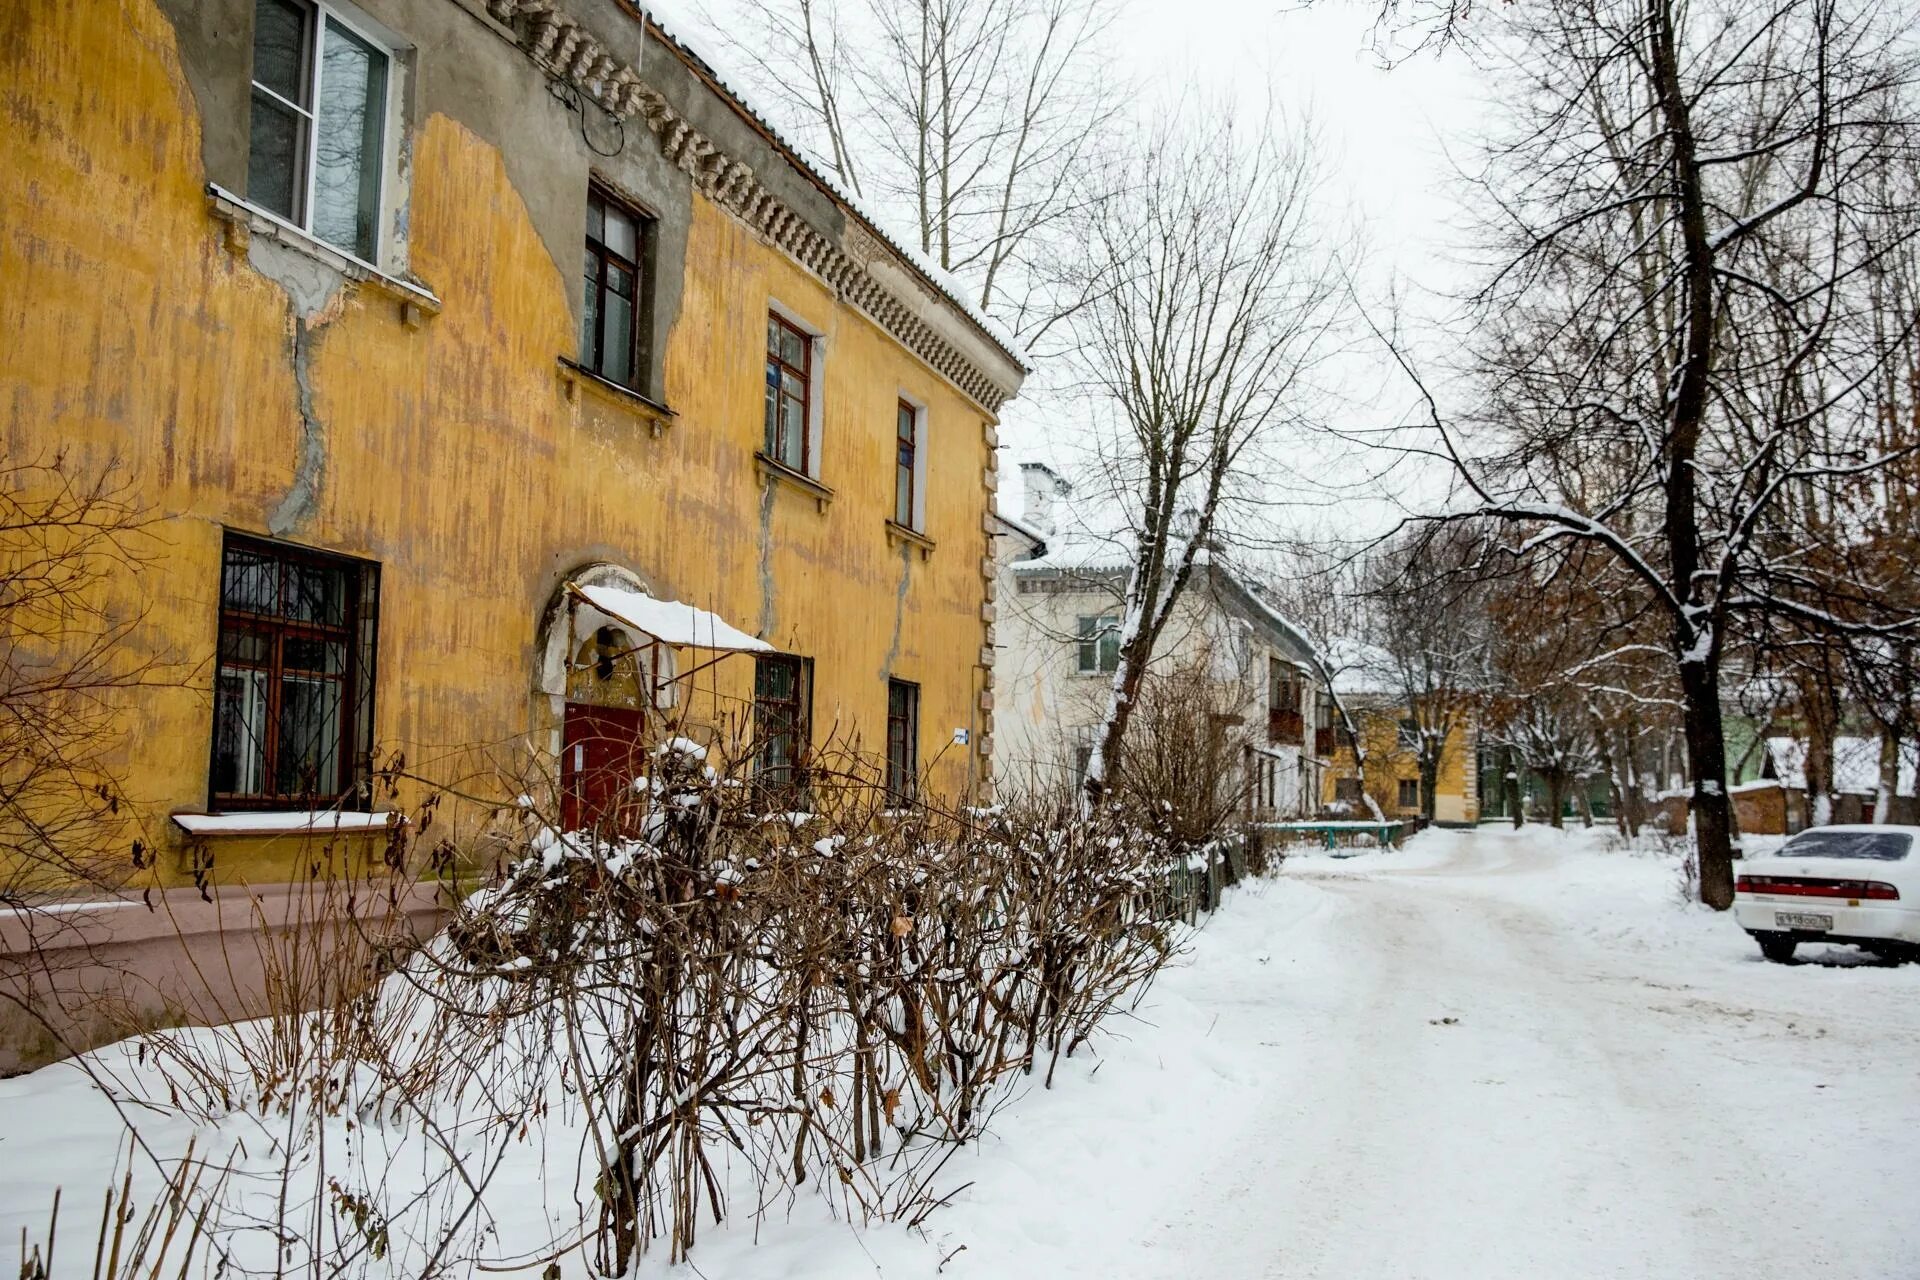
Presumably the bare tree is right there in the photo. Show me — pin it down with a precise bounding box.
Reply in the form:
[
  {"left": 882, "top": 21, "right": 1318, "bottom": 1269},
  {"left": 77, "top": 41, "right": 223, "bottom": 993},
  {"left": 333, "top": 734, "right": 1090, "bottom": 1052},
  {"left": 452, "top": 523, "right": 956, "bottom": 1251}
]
[
  {"left": 1361, "top": 528, "right": 1489, "bottom": 823},
  {"left": 1074, "top": 105, "right": 1344, "bottom": 809},
  {"left": 708, "top": 0, "right": 1124, "bottom": 347},
  {"left": 1498, "top": 689, "right": 1601, "bottom": 830},
  {"left": 1, "top": 455, "right": 178, "bottom": 906},
  {"left": 1260, "top": 545, "right": 1389, "bottom": 821},
  {"left": 1377, "top": 0, "right": 1920, "bottom": 907}
]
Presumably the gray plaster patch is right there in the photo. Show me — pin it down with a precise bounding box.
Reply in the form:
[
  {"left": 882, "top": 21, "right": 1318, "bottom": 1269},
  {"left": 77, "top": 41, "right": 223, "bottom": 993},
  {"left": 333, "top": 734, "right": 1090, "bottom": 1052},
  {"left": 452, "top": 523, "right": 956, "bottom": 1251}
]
[
  {"left": 755, "top": 480, "right": 777, "bottom": 636},
  {"left": 247, "top": 236, "right": 346, "bottom": 320},
  {"left": 880, "top": 542, "right": 911, "bottom": 679},
  {"left": 248, "top": 238, "right": 346, "bottom": 536},
  {"left": 267, "top": 319, "right": 326, "bottom": 537}
]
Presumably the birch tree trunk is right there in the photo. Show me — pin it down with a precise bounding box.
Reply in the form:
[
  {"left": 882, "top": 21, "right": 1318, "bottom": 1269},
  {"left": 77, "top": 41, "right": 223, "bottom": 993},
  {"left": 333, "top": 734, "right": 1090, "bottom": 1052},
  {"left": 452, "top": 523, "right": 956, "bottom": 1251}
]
[{"left": 1874, "top": 731, "right": 1900, "bottom": 824}]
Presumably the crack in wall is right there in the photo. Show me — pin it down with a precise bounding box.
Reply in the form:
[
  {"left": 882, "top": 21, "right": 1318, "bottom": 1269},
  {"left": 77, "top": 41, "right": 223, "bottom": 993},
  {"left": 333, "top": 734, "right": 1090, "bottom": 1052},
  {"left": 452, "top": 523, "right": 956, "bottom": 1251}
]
[
  {"left": 268, "top": 317, "right": 325, "bottom": 535},
  {"left": 247, "top": 236, "right": 344, "bottom": 537}
]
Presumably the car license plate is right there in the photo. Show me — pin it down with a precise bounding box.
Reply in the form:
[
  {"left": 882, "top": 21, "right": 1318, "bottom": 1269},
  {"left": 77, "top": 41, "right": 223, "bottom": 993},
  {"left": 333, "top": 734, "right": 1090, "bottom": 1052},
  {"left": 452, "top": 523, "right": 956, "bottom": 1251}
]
[{"left": 1777, "top": 911, "right": 1832, "bottom": 931}]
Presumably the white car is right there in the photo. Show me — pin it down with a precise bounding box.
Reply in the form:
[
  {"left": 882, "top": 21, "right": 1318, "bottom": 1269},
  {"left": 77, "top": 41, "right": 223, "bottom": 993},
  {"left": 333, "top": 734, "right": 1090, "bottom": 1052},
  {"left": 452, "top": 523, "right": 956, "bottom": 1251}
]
[{"left": 1734, "top": 825, "right": 1920, "bottom": 963}]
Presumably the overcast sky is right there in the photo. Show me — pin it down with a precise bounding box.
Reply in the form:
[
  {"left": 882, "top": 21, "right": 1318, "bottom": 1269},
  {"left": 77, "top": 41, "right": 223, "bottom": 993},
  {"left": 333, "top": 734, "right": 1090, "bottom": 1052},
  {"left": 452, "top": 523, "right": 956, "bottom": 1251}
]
[
  {"left": 683, "top": 0, "right": 1490, "bottom": 541},
  {"left": 993, "top": 0, "right": 1488, "bottom": 540}
]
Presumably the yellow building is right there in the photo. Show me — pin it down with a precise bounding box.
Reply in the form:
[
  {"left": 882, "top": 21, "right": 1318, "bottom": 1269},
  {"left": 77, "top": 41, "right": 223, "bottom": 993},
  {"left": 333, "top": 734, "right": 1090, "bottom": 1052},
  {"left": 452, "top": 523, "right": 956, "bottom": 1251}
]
[
  {"left": 1319, "top": 645, "right": 1480, "bottom": 825},
  {"left": 1, "top": 0, "right": 1026, "bottom": 888}
]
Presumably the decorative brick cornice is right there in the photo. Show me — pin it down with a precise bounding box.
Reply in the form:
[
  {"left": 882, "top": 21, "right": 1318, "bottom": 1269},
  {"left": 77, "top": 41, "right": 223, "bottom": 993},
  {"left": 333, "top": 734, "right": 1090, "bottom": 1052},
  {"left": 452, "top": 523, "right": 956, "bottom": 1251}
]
[{"left": 483, "top": 0, "right": 1020, "bottom": 414}]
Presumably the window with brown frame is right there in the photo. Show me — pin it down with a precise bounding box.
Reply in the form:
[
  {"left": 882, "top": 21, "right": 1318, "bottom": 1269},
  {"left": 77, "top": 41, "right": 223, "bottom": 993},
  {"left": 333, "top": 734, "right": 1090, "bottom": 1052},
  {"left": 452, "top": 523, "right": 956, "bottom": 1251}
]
[
  {"left": 210, "top": 534, "right": 379, "bottom": 810},
  {"left": 764, "top": 313, "right": 813, "bottom": 473},
  {"left": 582, "top": 185, "right": 652, "bottom": 389},
  {"left": 894, "top": 400, "right": 918, "bottom": 529},
  {"left": 753, "top": 653, "right": 811, "bottom": 799},
  {"left": 885, "top": 679, "right": 919, "bottom": 801},
  {"left": 1397, "top": 777, "right": 1421, "bottom": 810}
]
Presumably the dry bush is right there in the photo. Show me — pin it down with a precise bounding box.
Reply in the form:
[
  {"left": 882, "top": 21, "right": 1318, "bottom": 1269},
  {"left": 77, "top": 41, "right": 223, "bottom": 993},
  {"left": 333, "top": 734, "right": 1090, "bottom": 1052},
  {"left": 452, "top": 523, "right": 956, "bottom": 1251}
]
[
  {"left": 397, "top": 730, "right": 1197, "bottom": 1272},
  {"left": 14, "top": 1137, "right": 232, "bottom": 1280},
  {"left": 1114, "top": 661, "right": 1256, "bottom": 848},
  {"left": 0, "top": 454, "right": 180, "bottom": 904},
  {"left": 46, "top": 714, "right": 1230, "bottom": 1278}
]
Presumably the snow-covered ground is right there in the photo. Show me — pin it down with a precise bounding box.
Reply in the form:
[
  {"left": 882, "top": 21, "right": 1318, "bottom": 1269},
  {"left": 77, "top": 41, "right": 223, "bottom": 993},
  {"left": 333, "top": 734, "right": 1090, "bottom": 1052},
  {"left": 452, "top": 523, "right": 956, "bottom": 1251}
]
[{"left": 3, "top": 826, "right": 1917, "bottom": 1278}]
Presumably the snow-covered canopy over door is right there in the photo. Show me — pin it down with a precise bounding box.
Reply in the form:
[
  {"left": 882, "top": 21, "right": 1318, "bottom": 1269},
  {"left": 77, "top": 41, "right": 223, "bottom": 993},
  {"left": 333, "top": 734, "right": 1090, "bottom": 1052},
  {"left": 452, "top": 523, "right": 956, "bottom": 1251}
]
[{"left": 567, "top": 582, "right": 771, "bottom": 653}]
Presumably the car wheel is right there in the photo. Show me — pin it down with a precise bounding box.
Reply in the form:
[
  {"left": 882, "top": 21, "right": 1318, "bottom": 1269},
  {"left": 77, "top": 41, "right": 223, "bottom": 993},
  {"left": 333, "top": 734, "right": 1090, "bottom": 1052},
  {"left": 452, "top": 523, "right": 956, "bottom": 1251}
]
[{"left": 1756, "top": 933, "right": 1798, "bottom": 963}]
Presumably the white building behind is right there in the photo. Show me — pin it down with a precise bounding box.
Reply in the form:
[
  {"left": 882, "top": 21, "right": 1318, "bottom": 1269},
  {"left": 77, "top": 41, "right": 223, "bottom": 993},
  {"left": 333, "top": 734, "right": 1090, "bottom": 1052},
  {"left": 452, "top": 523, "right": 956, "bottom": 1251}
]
[{"left": 991, "top": 464, "right": 1332, "bottom": 818}]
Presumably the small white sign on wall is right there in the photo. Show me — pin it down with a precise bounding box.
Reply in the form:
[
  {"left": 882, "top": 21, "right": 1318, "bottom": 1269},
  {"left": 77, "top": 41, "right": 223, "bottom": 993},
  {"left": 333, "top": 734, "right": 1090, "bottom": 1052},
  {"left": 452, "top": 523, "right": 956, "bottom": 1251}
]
[{"left": 953, "top": 728, "right": 970, "bottom": 745}]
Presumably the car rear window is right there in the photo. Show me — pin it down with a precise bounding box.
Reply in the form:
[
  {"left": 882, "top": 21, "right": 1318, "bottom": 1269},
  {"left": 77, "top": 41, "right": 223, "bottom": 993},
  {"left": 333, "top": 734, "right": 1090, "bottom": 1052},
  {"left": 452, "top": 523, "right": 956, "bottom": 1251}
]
[{"left": 1779, "top": 831, "right": 1913, "bottom": 861}]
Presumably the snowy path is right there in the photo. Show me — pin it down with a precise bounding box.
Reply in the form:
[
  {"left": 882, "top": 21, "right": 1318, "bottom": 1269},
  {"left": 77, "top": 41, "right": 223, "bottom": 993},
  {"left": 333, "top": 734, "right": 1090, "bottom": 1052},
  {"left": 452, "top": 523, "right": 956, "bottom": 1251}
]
[{"left": 905, "top": 828, "right": 1920, "bottom": 1280}]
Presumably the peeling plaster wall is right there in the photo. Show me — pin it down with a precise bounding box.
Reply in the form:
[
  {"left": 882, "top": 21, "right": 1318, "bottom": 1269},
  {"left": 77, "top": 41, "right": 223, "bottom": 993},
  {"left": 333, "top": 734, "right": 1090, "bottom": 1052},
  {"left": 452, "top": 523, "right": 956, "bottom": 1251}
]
[{"left": 0, "top": 0, "right": 1001, "bottom": 885}]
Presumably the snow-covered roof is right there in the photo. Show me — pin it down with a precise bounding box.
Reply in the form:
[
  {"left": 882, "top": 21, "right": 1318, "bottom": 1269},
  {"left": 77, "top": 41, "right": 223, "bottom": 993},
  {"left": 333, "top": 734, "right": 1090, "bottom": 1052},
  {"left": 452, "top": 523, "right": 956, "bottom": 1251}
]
[
  {"left": 640, "top": 2, "right": 1029, "bottom": 373},
  {"left": 990, "top": 509, "right": 1050, "bottom": 552},
  {"left": 1764, "top": 735, "right": 1918, "bottom": 796},
  {"left": 1008, "top": 529, "right": 1134, "bottom": 575},
  {"left": 572, "top": 583, "right": 771, "bottom": 652},
  {"left": 1321, "top": 637, "right": 1400, "bottom": 697}
]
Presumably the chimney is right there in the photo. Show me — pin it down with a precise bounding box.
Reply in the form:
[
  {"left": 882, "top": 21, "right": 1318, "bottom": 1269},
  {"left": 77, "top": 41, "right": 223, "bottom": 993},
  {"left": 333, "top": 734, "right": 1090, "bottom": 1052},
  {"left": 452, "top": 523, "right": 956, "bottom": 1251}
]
[{"left": 1019, "top": 461, "right": 1071, "bottom": 536}]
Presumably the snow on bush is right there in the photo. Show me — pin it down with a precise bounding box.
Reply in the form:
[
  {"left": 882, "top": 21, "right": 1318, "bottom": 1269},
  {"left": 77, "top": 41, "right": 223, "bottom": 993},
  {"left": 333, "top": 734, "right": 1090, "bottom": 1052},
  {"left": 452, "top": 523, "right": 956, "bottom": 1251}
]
[{"left": 25, "top": 743, "right": 1220, "bottom": 1277}]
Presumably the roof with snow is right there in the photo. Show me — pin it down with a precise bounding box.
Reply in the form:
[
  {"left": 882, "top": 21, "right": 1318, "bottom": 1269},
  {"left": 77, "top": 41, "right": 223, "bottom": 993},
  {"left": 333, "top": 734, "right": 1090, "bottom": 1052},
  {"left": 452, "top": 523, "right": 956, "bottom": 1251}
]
[
  {"left": 1764, "top": 735, "right": 1918, "bottom": 797},
  {"left": 1007, "top": 538, "right": 1323, "bottom": 668},
  {"left": 1320, "top": 637, "right": 1400, "bottom": 698},
  {"left": 1008, "top": 529, "right": 1135, "bottom": 575},
  {"left": 571, "top": 582, "right": 772, "bottom": 652}
]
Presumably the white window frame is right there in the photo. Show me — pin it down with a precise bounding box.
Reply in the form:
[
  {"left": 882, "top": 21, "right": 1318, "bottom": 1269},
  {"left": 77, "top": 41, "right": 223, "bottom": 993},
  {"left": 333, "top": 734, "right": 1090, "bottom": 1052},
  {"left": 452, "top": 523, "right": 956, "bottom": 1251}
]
[
  {"left": 894, "top": 391, "right": 929, "bottom": 532},
  {"left": 767, "top": 299, "right": 827, "bottom": 479},
  {"left": 247, "top": 0, "right": 399, "bottom": 268}
]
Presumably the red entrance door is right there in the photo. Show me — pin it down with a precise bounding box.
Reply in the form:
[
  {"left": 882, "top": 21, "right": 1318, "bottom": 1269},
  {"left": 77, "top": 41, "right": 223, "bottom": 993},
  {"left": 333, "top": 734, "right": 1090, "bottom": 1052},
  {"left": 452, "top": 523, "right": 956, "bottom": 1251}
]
[{"left": 561, "top": 702, "right": 645, "bottom": 831}]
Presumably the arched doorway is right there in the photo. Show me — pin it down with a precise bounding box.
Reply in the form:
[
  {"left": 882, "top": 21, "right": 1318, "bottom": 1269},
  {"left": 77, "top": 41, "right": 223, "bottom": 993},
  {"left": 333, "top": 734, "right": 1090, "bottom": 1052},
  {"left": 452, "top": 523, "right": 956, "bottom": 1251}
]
[
  {"left": 535, "top": 560, "right": 771, "bottom": 831},
  {"left": 560, "top": 623, "right": 651, "bottom": 830}
]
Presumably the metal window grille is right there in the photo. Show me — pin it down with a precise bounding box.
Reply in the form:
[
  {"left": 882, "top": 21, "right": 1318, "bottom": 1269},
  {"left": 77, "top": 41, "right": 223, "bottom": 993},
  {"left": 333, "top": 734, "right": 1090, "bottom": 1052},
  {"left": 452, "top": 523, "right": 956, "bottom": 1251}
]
[
  {"left": 210, "top": 533, "right": 379, "bottom": 810},
  {"left": 885, "top": 679, "right": 919, "bottom": 800},
  {"left": 753, "top": 653, "right": 810, "bottom": 799}
]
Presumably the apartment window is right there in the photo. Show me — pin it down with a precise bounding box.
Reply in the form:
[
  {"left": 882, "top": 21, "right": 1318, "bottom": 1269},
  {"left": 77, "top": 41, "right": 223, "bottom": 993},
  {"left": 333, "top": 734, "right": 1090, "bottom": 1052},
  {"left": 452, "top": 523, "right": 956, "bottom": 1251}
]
[
  {"left": 885, "top": 679, "right": 920, "bottom": 801},
  {"left": 764, "top": 313, "right": 813, "bottom": 473},
  {"left": 582, "top": 185, "right": 651, "bottom": 388},
  {"left": 211, "top": 534, "right": 379, "bottom": 809},
  {"left": 247, "top": 0, "right": 391, "bottom": 262},
  {"left": 1269, "top": 657, "right": 1297, "bottom": 711},
  {"left": 1397, "top": 778, "right": 1420, "bottom": 811},
  {"left": 1077, "top": 615, "right": 1120, "bottom": 674},
  {"left": 1335, "top": 777, "right": 1363, "bottom": 804},
  {"left": 894, "top": 400, "right": 920, "bottom": 530},
  {"left": 754, "top": 654, "right": 810, "bottom": 797}
]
